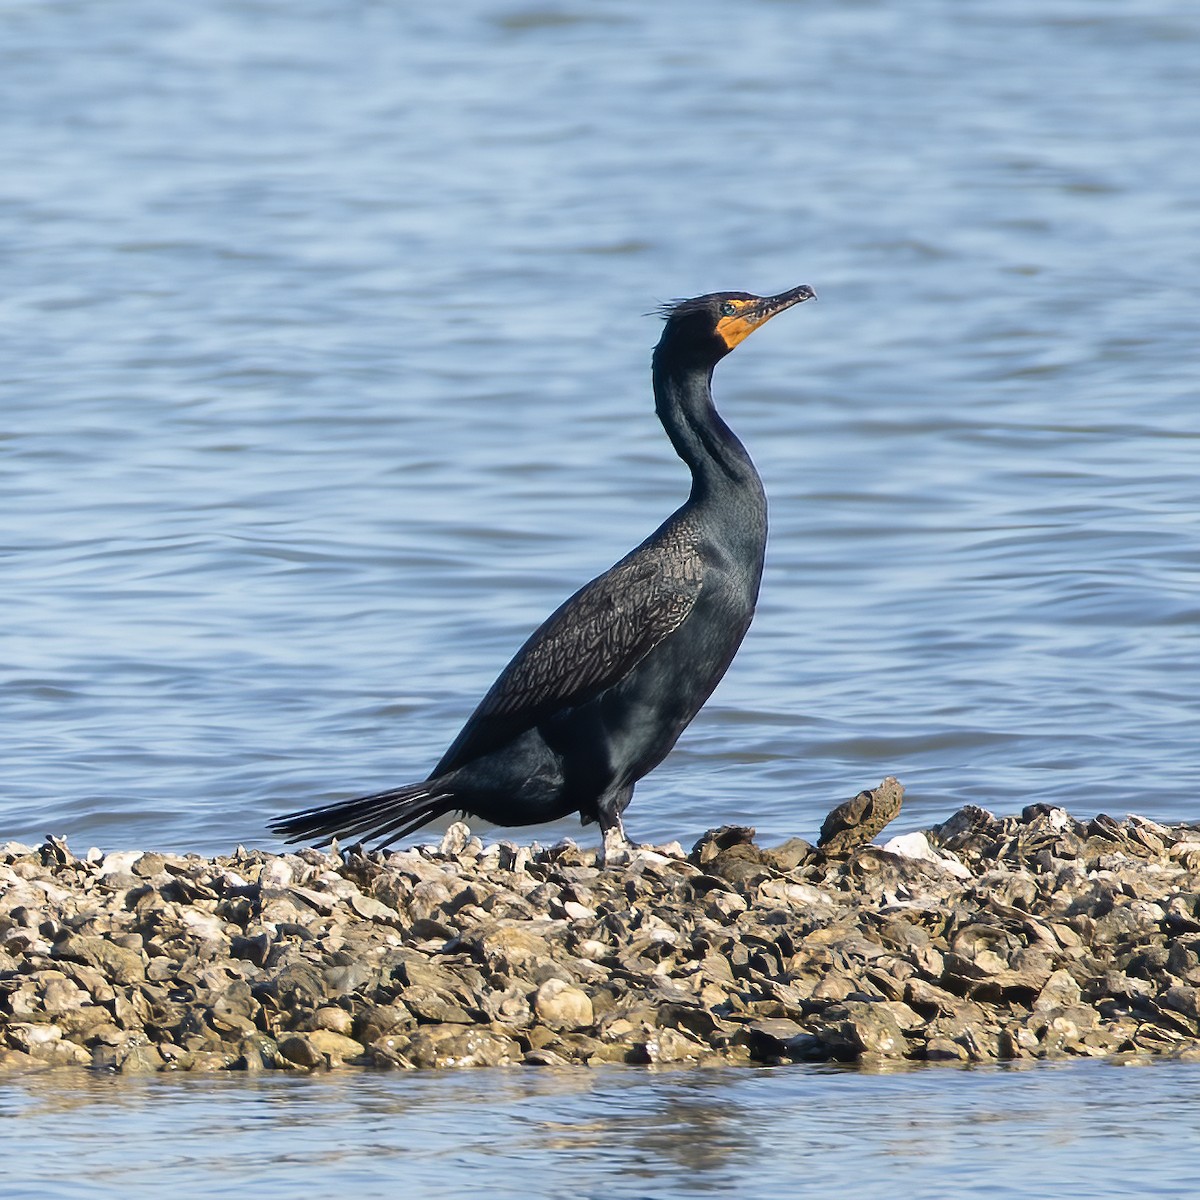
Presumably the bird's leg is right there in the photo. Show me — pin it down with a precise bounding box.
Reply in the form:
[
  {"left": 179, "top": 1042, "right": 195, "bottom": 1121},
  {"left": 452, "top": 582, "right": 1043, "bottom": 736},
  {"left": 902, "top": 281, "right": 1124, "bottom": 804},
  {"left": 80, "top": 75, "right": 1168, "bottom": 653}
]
[
  {"left": 597, "top": 787, "right": 633, "bottom": 867},
  {"left": 600, "top": 818, "right": 631, "bottom": 867}
]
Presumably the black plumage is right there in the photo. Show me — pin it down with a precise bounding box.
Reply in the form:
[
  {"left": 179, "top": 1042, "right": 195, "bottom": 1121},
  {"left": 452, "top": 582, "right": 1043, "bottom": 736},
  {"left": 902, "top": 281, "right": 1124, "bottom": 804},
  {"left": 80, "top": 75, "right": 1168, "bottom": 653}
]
[{"left": 271, "top": 284, "right": 815, "bottom": 851}]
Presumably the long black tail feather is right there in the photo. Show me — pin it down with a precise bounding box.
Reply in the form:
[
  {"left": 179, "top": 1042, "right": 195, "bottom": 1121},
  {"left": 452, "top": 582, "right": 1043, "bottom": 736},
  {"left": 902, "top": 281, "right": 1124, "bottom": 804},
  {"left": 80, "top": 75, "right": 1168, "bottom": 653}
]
[{"left": 269, "top": 780, "right": 459, "bottom": 850}]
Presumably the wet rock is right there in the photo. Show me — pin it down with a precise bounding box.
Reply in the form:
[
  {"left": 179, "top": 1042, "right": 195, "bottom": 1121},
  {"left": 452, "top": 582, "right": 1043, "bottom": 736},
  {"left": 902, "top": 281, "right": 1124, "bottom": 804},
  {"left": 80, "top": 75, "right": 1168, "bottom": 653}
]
[
  {"left": 762, "top": 838, "right": 816, "bottom": 872},
  {"left": 7, "top": 798, "right": 1200, "bottom": 1073},
  {"left": 533, "top": 980, "right": 594, "bottom": 1029},
  {"left": 819, "top": 777, "right": 904, "bottom": 856},
  {"left": 924, "top": 1036, "right": 970, "bottom": 1062},
  {"left": 1160, "top": 985, "right": 1200, "bottom": 1022},
  {"left": 311, "top": 1006, "right": 355, "bottom": 1035},
  {"left": 52, "top": 934, "right": 146, "bottom": 985},
  {"left": 304, "top": 1029, "right": 367, "bottom": 1066},
  {"left": 523, "top": 1048, "right": 571, "bottom": 1066},
  {"left": 393, "top": 1026, "right": 521, "bottom": 1069},
  {"left": 705, "top": 891, "right": 748, "bottom": 921},
  {"left": 470, "top": 923, "right": 554, "bottom": 971},
  {"left": 277, "top": 1034, "right": 327, "bottom": 1069},
  {"left": 882, "top": 832, "right": 970, "bottom": 880},
  {"left": 742, "top": 1018, "right": 808, "bottom": 1062},
  {"left": 439, "top": 823, "right": 473, "bottom": 858},
  {"left": 1035, "top": 969, "right": 1083, "bottom": 1011},
  {"left": 92, "top": 1038, "right": 165, "bottom": 1074},
  {"left": 631, "top": 1028, "right": 702, "bottom": 1064},
  {"left": 401, "top": 986, "right": 473, "bottom": 1025},
  {"left": 812, "top": 1001, "right": 912, "bottom": 1061}
]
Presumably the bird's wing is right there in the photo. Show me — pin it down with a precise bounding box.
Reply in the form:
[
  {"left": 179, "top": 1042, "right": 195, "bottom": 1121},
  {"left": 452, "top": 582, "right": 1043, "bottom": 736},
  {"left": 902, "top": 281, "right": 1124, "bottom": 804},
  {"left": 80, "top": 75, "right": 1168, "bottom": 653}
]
[
  {"left": 486, "top": 549, "right": 703, "bottom": 717},
  {"left": 435, "top": 529, "right": 703, "bottom": 770}
]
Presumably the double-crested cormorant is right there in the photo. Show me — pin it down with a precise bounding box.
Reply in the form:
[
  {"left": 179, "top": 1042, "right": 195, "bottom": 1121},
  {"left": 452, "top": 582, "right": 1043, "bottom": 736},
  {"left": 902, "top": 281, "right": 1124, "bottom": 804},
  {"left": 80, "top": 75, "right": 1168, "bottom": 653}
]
[{"left": 271, "top": 285, "right": 815, "bottom": 852}]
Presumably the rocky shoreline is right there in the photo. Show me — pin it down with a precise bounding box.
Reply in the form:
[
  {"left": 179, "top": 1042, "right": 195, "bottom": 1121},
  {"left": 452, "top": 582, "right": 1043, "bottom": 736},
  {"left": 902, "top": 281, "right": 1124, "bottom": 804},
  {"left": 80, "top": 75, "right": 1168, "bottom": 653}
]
[{"left": 4, "top": 789, "right": 1200, "bottom": 1074}]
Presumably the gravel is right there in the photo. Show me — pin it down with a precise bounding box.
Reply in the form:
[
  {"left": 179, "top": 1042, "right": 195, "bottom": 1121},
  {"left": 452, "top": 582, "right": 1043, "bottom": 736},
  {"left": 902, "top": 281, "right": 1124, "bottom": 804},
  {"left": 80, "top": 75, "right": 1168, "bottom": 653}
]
[{"left": 4, "top": 784, "right": 1200, "bottom": 1073}]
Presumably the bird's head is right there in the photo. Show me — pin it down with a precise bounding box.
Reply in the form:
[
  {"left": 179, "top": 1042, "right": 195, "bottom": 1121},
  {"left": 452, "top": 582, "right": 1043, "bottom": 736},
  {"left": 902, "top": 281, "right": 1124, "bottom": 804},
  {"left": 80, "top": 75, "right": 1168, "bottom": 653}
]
[{"left": 654, "top": 285, "right": 816, "bottom": 369}]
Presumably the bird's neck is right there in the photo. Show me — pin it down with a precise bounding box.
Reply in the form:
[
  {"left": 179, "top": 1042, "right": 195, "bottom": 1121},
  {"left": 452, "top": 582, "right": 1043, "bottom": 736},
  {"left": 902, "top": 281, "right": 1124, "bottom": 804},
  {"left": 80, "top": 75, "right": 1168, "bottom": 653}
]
[{"left": 652, "top": 358, "right": 765, "bottom": 510}]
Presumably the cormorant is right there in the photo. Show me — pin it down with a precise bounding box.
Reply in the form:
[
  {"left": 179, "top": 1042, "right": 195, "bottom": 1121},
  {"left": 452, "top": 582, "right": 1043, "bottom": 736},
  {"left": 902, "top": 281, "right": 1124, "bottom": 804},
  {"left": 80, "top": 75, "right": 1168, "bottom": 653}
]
[{"left": 271, "top": 285, "right": 815, "bottom": 853}]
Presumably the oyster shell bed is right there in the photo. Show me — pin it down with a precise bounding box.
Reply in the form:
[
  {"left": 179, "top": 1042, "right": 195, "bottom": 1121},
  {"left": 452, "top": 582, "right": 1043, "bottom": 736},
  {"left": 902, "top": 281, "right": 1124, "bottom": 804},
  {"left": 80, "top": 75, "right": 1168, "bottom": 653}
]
[{"left": 5, "top": 802, "right": 1200, "bottom": 1074}]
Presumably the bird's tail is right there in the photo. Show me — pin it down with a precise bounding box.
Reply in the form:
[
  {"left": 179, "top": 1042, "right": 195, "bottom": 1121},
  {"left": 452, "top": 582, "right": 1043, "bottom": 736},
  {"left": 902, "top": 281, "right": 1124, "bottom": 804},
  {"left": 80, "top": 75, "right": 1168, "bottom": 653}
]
[{"left": 269, "top": 779, "right": 459, "bottom": 850}]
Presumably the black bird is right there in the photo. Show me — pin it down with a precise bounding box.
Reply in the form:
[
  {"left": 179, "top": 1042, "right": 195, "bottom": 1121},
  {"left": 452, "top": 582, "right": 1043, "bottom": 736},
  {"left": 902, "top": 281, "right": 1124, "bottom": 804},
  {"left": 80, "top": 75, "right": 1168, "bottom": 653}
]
[{"left": 271, "top": 285, "right": 816, "bottom": 854}]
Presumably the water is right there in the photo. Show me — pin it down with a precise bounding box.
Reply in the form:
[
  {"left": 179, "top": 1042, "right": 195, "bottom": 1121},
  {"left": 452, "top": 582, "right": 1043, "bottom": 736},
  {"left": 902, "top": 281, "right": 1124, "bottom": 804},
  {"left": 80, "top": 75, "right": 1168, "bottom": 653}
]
[
  {"left": 2, "top": 0, "right": 1198, "bottom": 1192},
  {"left": 2, "top": 1061, "right": 1200, "bottom": 1199}
]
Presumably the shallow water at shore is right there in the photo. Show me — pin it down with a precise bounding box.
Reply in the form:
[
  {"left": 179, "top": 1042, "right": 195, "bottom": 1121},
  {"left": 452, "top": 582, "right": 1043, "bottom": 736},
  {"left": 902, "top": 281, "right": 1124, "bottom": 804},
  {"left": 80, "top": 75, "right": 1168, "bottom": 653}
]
[{"left": 4, "top": 1061, "right": 1200, "bottom": 1200}]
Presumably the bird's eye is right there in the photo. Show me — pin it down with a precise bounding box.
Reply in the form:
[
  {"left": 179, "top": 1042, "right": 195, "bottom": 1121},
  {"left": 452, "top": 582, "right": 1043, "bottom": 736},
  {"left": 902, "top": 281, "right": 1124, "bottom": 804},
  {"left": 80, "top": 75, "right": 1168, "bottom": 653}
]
[{"left": 720, "top": 302, "right": 737, "bottom": 317}]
